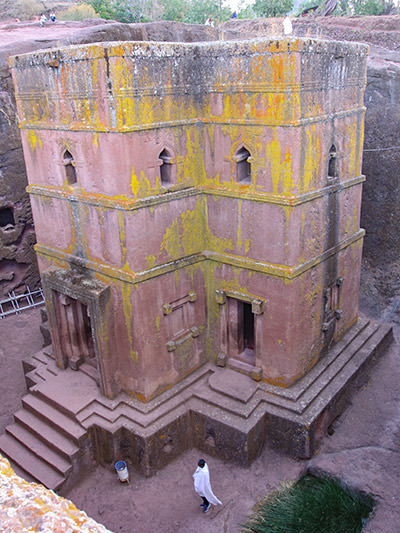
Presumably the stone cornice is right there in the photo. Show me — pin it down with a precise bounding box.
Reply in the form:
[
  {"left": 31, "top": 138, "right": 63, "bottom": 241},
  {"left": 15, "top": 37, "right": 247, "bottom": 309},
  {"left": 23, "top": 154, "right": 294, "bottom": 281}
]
[
  {"left": 35, "top": 229, "right": 364, "bottom": 283},
  {"left": 17, "top": 107, "right": 365, "bottom": 133},
  {"left": 27, "top": 174, "right": 365, "bottom": 210}
]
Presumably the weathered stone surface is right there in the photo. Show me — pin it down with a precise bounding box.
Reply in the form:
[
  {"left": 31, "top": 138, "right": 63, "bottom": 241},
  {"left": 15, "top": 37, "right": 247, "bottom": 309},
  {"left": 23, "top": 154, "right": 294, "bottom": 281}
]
[
  {"left": 1, "top": 16, "right": 399, "bottom": 309},
  {"left": 0, "top": 19, "right": 216, "bottom": 299},
  {"left": 220, "top": 16, "right": 400, "bottom": 317},
  {"left": 0, "top": 453, "right": 111, "bottom": 531},
  {"left": 11, "top": 37, "right": 367, "bottom": 399}
]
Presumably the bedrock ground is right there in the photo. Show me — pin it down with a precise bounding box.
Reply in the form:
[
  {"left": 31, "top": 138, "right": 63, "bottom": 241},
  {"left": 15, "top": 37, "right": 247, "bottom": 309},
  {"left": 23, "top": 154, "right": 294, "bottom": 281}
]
[{"left": 0, "top": 306, "right": 398, "bottom": 532}]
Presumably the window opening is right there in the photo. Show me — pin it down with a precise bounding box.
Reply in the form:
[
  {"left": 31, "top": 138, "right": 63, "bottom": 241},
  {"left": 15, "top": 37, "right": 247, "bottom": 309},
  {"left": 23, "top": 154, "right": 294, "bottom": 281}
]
[
  {"left": 323, "top": 278, "right": 343, "bottom": 325},
  {"left": 159, "top": 149, "right": 173, "bottom": 185},
  {"left": 63, "top": 150, "right": 77, "bottom": 185},
  {"left": 328, "top": 145, "right": 337, "bottom": 179},
  {"left": 0, "top": 207, "right": 15, "bottom": 227},
  {"left": 235, "top": 147, "right": 251, "bottom": 184}
]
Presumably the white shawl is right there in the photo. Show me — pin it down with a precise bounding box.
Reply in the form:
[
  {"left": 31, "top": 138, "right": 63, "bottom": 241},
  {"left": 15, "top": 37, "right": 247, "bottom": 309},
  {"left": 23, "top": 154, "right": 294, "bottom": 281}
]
[{"left": 193, "top": 463, "right": 222, "bottom": 506}]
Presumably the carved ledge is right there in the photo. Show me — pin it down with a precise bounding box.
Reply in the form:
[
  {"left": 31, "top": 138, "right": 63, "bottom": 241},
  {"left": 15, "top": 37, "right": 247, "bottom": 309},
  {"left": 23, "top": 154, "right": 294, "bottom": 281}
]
[{"left": 216, "top": 353, "right": 227, "bottom": 367}]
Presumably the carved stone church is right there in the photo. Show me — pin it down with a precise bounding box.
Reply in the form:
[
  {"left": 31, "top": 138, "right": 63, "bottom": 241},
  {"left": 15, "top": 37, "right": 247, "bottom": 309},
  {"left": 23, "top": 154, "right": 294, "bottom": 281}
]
[{"left": 1, "top": 37, "right": 390, "bottom": 489}]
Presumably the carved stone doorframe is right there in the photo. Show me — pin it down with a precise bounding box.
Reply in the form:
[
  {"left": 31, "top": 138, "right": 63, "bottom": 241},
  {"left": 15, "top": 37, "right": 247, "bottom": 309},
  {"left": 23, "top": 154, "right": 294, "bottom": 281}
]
[
  {"left": 41, "top": 267, "right": 111, "bottom": 397},
  {"left": 215, "top": 288, "right": 265, "bottom": 380}
]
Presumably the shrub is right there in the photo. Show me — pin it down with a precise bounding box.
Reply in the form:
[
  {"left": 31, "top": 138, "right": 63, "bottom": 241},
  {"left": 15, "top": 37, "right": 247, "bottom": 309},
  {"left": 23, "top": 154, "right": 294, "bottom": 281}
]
[
  {"left": 242, "top": 475, "right": 374, "bottom": 533},
  {"left": 59, "top": 4, "right": 98, "bottom": 21},
  {"left": 253, "top": 0, "right": 294, "bottom": 18},
  {"left": 13, "top": 0, "right": 43, "bottom": 20}
]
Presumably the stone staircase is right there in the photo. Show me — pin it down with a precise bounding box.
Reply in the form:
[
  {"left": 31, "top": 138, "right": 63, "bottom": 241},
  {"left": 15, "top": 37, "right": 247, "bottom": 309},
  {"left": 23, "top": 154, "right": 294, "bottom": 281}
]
[
  {"left": 0, "top": 349, "right": 92, "bottom": 491},
  {"left": 0, "top": 317, "right": 393, "bottom": 486}
]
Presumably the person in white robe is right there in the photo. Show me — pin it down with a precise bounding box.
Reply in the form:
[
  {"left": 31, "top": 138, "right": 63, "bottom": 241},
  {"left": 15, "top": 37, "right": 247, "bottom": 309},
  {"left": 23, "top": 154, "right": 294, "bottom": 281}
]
[
  {"left": 193, "top": 459, "right": 222, "bottom": 513},
  {"left": 283, "top": 15, "right": 293, "bottom": 35}
]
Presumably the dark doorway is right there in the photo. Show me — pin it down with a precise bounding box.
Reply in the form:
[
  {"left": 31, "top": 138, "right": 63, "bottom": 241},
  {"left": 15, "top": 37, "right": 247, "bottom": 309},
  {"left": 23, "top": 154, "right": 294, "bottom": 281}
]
[
  {"left": 237, "top": 300, "right": 255, "bottom": 365},
  {"left": 243, "top": 301, "right": 255, "bottom": 350}
]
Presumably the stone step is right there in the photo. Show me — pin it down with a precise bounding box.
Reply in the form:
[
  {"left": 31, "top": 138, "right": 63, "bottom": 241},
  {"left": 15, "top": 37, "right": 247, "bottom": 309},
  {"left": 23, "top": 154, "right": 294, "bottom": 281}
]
[
  {"left": 33, "top": 367, "right": 53, "bottom": 382},
  {"left": 79, "top": 362, "right": 99, "bottom": 383},
  {"left": 78, "top": 392, "right": 192, "bottom": 429},
  {"left": 19, "top": 395, "right": 86, "bottom": 447},
  {"left": 31, "top": 370, "right": 98, "bottom": 417},
  {"left": 14, "top": 409, "right": 80, "bottom": 460},
  {"left": 32, "top": 350, "right": 52, "bottom": 365},
  {"left": 46, "top": 364, "right": 59, "bottom": 377},
  {"left": 79, "top": 404, "right": 149, "bottom": 430},
  {"left": 294, "top": 322, "right": 384, "bottom": 414},
  {"left": 303, "top": 323, "right": 393, "bottom": 423},
  {"left": 193, "top": 384, "right": 261, "bottom": 419},
  {"left": 6, "top": 423, "right": 72, "bottom": 476},
  {"left": 0, "top": 434, "right": 65, "bottom": 491},
  {"left": 42, "top": 347, "right": 55, "bottom": 359},
  {"left": 24, "top": 369, "right": 45, "bottom": 389},
  {"left": 23, "top": 350, "right": 60, "bottom": 390}
]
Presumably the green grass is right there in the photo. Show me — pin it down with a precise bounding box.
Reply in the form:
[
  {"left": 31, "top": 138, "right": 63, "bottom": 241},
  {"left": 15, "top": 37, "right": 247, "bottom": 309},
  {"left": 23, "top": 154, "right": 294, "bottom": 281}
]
[{"left": 242, "top": 474, "right": 374, "bottom": 533}]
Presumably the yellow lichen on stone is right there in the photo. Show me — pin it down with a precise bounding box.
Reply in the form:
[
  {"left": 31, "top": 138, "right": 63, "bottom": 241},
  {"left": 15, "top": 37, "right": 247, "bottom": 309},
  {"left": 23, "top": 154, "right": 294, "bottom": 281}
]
[
  {"left": 302, "top": 124, "right": 321, "bottom": 193},
  {"left": 26, "top": 130, "right": 42, "bottom": 152},
  {"left": 120, "top": 281, "right": 137, "bottom": 363},
  {"left": 0, "top": 454, "right": 112, "bottom": 532}
]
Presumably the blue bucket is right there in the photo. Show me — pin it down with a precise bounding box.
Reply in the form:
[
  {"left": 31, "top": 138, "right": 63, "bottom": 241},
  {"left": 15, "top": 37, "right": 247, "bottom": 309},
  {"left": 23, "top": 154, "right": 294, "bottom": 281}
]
[
  {"left": 115, "top": 460, "right": 127, "bottom": 471},
  {"left": 114, "top": 460, "right": 129, "bottom": 482}
]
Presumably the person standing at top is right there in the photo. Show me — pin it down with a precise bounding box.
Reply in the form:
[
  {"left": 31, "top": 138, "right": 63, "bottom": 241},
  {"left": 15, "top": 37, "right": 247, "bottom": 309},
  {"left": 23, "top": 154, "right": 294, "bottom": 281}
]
[
  {"left": 283, "top": 15, "right": 293, "bottom": 35},
  {"left": 193, "top": 459, "right": 222, "bottom": 513}
]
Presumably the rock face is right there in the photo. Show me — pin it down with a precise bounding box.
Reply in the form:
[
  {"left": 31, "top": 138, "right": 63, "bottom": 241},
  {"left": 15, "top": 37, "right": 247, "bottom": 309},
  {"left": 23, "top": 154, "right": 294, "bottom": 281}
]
[
  {"left": 0, "top": 453, "right": 111, "bottom": 531},
  {"left": 361, "top": 47, "right": 400, "bottom": 316},
  {"left": 0, "top": 55, "right": 38, "bottom": 295}
]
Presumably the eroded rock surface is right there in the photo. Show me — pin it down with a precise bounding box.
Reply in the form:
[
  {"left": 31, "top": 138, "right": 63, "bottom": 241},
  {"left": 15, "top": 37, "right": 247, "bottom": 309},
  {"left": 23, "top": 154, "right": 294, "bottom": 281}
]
[{"left": 0, "top": 453, "right": 111, "bottom": 532}]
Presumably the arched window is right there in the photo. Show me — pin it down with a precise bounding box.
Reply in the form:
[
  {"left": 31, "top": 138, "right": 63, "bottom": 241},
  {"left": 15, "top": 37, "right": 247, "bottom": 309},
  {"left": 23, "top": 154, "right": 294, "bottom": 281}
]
[
  {"left": 63, "top": 150, "right": 77, "bottom": 185},
  {"left": 328, "top": 145, "right": 337, "bottom": 179},
  {"left": 234, "top": 147, "right": 251, "bottom": 184},
  {"left": 159, "top": 149, "right": 173, "bottom": 186}
]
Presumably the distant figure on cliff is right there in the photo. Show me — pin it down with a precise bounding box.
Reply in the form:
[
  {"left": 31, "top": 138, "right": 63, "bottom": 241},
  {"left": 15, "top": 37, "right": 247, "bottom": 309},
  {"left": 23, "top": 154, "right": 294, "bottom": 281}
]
[
  {"left": 283, "top": 15, "right": 293, "bottom": 35},
  {"left": 50, "top": 12, "right": 56, "bottom": 22},
  {"left": 193, "top": 459, "right": 222, "bottom": 513},
  {"left": 39, "top": 14, "right": 47, "bottom": 27},
  {"left": 205, "top": 17, "right": 214, "bottom": 27}
]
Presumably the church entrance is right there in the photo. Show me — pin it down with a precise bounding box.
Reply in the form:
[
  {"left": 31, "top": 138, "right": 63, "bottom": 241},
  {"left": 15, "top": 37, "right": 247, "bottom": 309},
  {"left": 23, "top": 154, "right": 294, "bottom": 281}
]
[{"left": 53, "top": 292, "right": 97, "bottom": 374}]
